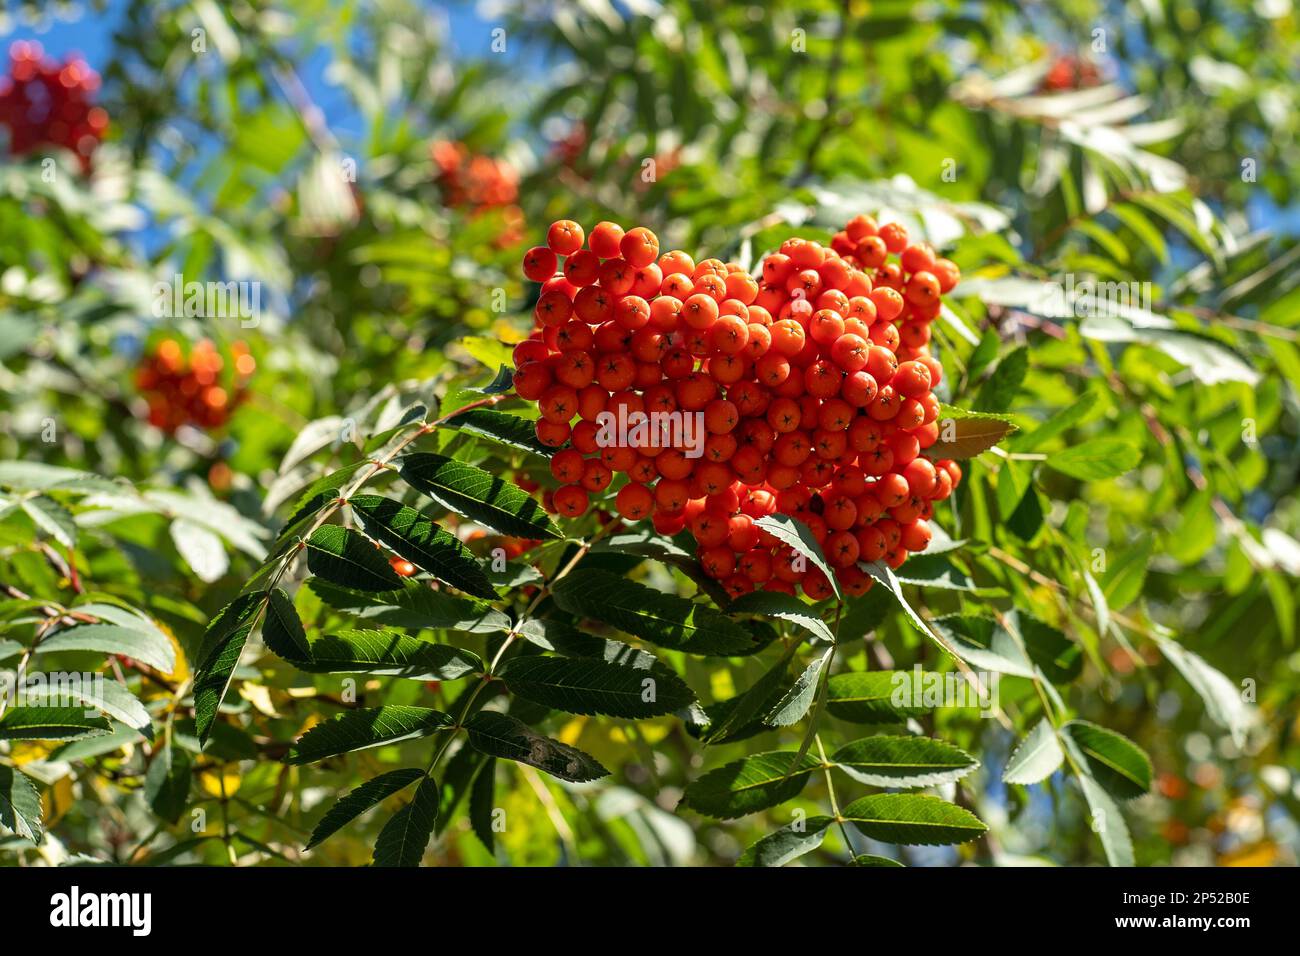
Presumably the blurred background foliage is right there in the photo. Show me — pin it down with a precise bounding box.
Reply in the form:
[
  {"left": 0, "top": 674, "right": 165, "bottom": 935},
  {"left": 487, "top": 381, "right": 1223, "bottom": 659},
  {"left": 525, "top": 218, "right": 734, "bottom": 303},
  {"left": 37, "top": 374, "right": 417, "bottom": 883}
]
[{"left": 0, "top": 0, "right": 1297, "bottom": 866}]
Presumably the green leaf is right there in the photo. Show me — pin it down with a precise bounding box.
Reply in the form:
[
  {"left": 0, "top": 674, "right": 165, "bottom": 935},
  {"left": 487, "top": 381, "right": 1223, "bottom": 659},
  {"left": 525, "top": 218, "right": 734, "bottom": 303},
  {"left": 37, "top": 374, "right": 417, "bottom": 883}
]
[
  {"left": 307, "top": 579, "right": 509, "bottom": 635},
  {"left": 703, "top": 642, "right": 800, "bottom": 744},
  {"left": 896, "top": 554, "right": 1000, "bottom": 594},
  {"left": 287, "top": 706, "right": 453, "bottom": 765},
  {"left": 144, "top": 740, "right": 192, "bottom": 824},
  {"left": 349, "top": 495, "right": 496, "bottom": 600},
  {"left": 499, "top": 654, "right": 694, "bottom": 718},
  {"left": 931, "top": 612, "right": 1081, "bottom": 683},
  {"left": 1010, "top": 393, "right": 1099, "bottom": 452},
  {"left": 1152, "top": 634, "right": 1255, "bottom": 746},
  {"left": 169, "top": 517, "right": 228, "bottom": 583},
  {"left": 17, "top": 674, "right": 151, "bottom": 735},
  {"left": 680, "top": 751, "right": 820, "bottom": 819},
  {"left": 840, "top": 794, "right": 987, "bottom": 846},
  {"left": 464, "top": 711, "right": 608, "bottom": 783},
  {"left": 765, "top": 646, "right": 833, "bottom": 727},
  {"left": 1076, "top": 772, "right": 1134, "bottom": 867},
  {"left": 831, "top": 735, "right": 979, "bottom": 788},
  {"left": 595, "top": 530, "right": 734, "bottom": 608},
  {"left": 849, "top": 854, "right": 905, "bottom": 867},
  {"left": 1062, "top": 731, "right": 1135, "bottom": 866},
  {"left": 1063, "top": 720, "right": 1152, "bottom": 800},
  {"left": 1003, "top": 719, "right": 1065, "bottom": 785},
  {"left": 976, "top": 345, "right": 1029, "bottom": 412},
  {"left": 36, "top": 623, "right": 175, "bottom": 673},
  {"left": 736, "top": 816, "right": 834, "bottom": 867},
  {"left": 1046, "top": 439, "right": 1142, "bottom": 480},
  {"left": 860, "top": 560, "right": 965, "bottom": 659},
  {"left": 727, "top": 591, "right": 834, "bottom": 644},
  {"left": 193, "top": 592, "right": 265, "bottom": 745},
  {"left": 0, "top": 706, "right": 111, "bottom": 740},
  {"left": 934, "top": 614, "right": 1036, "bottom": 676},
  {"left": 1101, "top": 536, "right": 1153, "bottom": 610},
  {"left": 469, "top": 759, "right": 497, "bottom": 853},
  {"left": 1112, "top": 202, "right": 1167, "bottom": 263},
  {"left": 298, "top": 630, "right": 483, "bottom": 681},
  {"left": 20, "top": 496, "right": 77, "bottom": 548},
  {"left": 306, "top": 525, "right": 405, "bottom": 592},
  {"left": 754, "top": 514, "right": 841, "bottom": 598},
  {"left": 551, "top": 569, "right": 759, "bottom": 656},
  {"left": 0, "top": 765, "right": 43, "bottom": 843},
  {"left": 826, "top": 671, "right": 932, "bottom": 723},
  {"left": 262, "top": 587, "right": 311, "bottom": 660},
  {"left": 306, "top": 768, "right": 424, "bottom": 851},
  {"left": 928, "top": 405, "right": 1018, "bottom": 459},
  {"left": 0, "top": 461, "right": 120, "bottom": 493},
  {"left": 442, "top": 408, "right": 552, "bottom": 457},
  {"left": 373, "top": 776, "right": 440, "bottom": 867},
  {"left": 399, "top": 453, "right": 561, "bottom": 539}
]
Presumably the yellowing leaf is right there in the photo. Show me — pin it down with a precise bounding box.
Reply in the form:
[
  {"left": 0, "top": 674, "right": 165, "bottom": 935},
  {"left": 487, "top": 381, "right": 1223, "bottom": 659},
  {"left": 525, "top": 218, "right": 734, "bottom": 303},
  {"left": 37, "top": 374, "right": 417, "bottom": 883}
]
[
  {"left": 42, "top": 774, "right": 75, "bottom": 827},
  {"left": 239, "top": 682, "right": 279, "bottom": 717},
  {"left": 199, "top": 768, "right": 242, "bottom": 798}
]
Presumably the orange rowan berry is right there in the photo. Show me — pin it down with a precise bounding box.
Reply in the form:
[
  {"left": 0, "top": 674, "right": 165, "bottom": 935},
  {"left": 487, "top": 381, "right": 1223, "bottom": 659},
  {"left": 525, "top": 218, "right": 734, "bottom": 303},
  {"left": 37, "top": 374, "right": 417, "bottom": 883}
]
[{"left": 547, "top": 220, "right": 584, "bottom": 256}]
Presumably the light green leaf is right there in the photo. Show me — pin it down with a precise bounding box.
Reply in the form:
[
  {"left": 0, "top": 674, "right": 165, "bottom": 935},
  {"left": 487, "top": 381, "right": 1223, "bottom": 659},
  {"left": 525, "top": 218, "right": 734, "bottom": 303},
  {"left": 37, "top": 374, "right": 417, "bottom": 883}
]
[
  {"left": 765, "top": 646, "right": 833, "bottom": 727},
  {"left": 36, "top": 623, "right": 175, "bottom": 674},
  {"left": 0, "top": 706, "right": 111, "bottom": 740},
  {"left": 20, "top": 496, "right": 77, "bottom": 548},
  {"left": 1010, "top": 393, "right": 1099, "bottom": 452},
  {"left": 1047, "top": 439, "right": 1141, "bottom": 480},
  {"left": 1152, "top": 634, "right": 1256, "bottom": 746},
  {"left": 928, "top": 405, "right": 1018, "bottom": 459},
  {"left": 18, "top": 675, "right": 151, "bottom": 735},
  {"left": 170, "top": 517, "right": 229, "bottom": 583},
  {"left": 1003, "top": 719, "right": 1065, "bottom": 785}
]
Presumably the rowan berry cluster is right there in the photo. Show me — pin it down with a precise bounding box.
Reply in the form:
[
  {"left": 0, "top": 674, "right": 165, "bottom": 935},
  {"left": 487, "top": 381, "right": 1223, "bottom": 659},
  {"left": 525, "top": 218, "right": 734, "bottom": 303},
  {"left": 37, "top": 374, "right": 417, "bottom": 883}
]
[
  {"left": 134, "top": 339, "right": 255, "bottom": 434},
  {"left": 513, "top": 216, "right": 963, "bottom": 601},
  {"left": 0, "top": 42, "right": 108, "bottom": 171},
  {"left": 430, "top": 139, "right": 524, "bottom": 246},
  {"left": 1040, "top": 54, "right": 1101, "bottom": 92}
]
